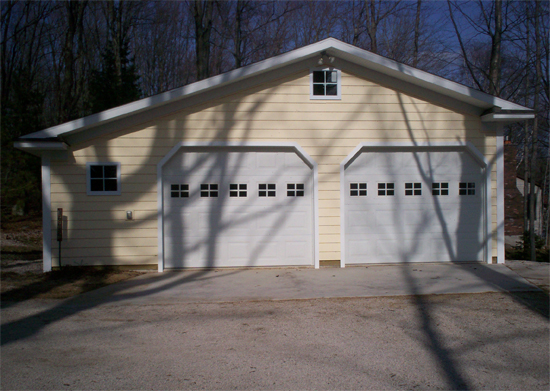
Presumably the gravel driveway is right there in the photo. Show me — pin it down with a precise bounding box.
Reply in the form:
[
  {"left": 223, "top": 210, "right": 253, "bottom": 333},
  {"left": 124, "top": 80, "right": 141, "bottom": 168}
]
[{"left": 1, "top": 291, "right": 548, "bottom": 390}]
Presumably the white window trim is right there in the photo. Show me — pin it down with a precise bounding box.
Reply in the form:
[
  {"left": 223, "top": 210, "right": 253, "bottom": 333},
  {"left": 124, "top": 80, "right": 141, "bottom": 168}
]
[
  {"left": 310, "top": 67, "right": 341, "bottom": 100},
  {"left": 86, "top": 162, "right": 121, "bottom": 195}
]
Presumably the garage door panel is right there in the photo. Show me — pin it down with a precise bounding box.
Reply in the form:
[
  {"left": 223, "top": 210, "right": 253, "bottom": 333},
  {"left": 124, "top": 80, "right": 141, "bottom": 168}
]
[
  {"left": 163, "top": 150, "right": 314, "bottom": 268},
  {"left": 345, "top": 149, "right": 485, "bottom": 264},
  {"left": 348, "top": 239, "right": 376, "bottom": 258}
]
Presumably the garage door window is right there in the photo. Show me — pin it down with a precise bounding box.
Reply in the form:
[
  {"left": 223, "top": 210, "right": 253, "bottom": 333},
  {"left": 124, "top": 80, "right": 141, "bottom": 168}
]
[
  {"left": 459, "top": 182, "right": 475, "bottom": 195},
  {"left": 201, "top": 184, "right": 218, "bottom": 197},
  {"left": 378, "top": 183, "right": 394, "bottom": 196},
  {"left": 259, "top": 184, "right": 276, "bottom": 197},
  {"left": 171, "top": 184, "right": 189, "bottom": 198},
  {"left": 350, "top": 183, "right": 367, "bottom": 197},
  {"left": 287, "top": 183, "right": 305, "bottom": 197},
  {"left": 405, "top": 183, "right": 422, "bottom": 196},
  {"left": 432, "top": 182, "right": 449, "bottom": 196},
  {"left": 230, "top": 184, "right": 247, "bottom": 197}
]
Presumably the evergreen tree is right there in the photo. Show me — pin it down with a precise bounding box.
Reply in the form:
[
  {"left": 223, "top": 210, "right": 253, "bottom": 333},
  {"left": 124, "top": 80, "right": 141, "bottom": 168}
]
[{"left": 89, "top": 40, "right": 141, "bottom": 114}]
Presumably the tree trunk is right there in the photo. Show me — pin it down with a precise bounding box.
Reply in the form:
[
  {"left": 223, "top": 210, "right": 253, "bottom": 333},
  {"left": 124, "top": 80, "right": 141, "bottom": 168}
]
[
  {"left": 413, "top": 0, "right": 422, "bottom": 67},
  {"left": 365, "top": 0, "right": 378, "bottom": 53},
  {"left": 488, "top": 0, "right": 502, "bottom": 96},
  {"left": 523, "top": 1, "right": 530, "bottom": 245},
  {"left": 193, "top": 0, "right": 214, "bottom": 80}
]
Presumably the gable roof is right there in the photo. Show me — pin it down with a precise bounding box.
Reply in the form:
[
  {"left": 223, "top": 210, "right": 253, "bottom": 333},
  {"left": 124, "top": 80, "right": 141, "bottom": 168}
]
[{"left": 16, "top": 38, "right": 534, "bottom": 152}]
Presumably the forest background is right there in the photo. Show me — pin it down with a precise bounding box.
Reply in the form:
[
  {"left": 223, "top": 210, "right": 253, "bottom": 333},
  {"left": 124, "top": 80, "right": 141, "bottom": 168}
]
[{"left": 1, "top": 0, "right": 548, "bottom": 251}]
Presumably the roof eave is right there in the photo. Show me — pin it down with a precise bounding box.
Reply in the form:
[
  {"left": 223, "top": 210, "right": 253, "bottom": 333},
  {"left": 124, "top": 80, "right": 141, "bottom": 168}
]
[
  {"left": 481, "top": 113, "right": 536, "bottom": 123},
  {"left": 14, "top": 141, "right": 68, "bottom": 156}
]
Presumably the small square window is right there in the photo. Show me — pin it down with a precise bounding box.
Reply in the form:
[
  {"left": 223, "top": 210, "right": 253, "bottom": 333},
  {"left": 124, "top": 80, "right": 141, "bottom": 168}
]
[
  {"left": 378, "top": 183, "right": 394, "bottom": 196},
  {"left": 287, "top": 183, "right": 305, "bottom": 197},
  {"left": 200, "top": 184, "right": 218, "bottom": 197},
  {"left": 350, "top": 183, "right": 367, "bottom": 197},
  {"left": 311, "top": 68, "right": 341, "bottom": 100},
  {"left": 230, "top": 183, "right": 247, "bottom": 197},
  {"left": 87, "top": 163, "right": 121, "bottom": 195},
  {"left": 432, "top": 182, "right": 448, "bottom": 196},
  {"left": 405, "top": 183, "right": 422, "bottom": 196},
  {"left": 459, "top": 182, "right": 475, "bottom": 195},
  {"left": 259, "top": 184, "right": 276, "bottom": 197},
  {"left": 171, "top": 184, "right": 189, "bottom": 198}
]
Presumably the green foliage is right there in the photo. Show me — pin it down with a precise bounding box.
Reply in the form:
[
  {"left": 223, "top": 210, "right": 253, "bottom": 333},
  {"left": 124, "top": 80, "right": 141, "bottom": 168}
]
[
  {"left": 507, "top": 231, "right": 549, "bottom": 262},
  {"left": 89, "top": 40, "right": 141, "bottom": 114}
]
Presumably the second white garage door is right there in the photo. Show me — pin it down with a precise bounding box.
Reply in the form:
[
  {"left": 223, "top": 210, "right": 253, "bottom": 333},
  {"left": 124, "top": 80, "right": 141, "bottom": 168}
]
[
  {"left": 343, "top": 148, "right": 486, "bottom": 264},
  {"left": 162, "top": 149, "right": 314, "bottom": 268}
]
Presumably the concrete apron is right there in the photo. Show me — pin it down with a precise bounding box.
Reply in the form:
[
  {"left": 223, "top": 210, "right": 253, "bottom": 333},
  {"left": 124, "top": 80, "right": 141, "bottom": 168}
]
[{"left": 74, "top": 262, "right": 540, "bottom": 306}]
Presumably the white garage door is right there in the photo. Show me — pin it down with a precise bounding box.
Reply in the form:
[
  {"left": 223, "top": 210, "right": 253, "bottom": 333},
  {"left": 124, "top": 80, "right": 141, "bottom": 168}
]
[
  {"left": 163, "top": 149, "right": 314, "bottom": 268},
  {"left": 344, "top": 149, "right": 485, "bottom": 264}
]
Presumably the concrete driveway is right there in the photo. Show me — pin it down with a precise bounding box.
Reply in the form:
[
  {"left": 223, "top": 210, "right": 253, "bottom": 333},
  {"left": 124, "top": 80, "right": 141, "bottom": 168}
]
[
  {"left": 59, "top": 262, "right": 540, "bottom": 306},
  {"left": 1, "top": 262, "right": 548, "bottom": 390}
]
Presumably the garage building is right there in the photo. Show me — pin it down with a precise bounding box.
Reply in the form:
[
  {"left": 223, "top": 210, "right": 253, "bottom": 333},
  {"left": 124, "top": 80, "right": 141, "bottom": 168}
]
[{"left": 16, "top": 38, "right": 533, "bottom": 272}]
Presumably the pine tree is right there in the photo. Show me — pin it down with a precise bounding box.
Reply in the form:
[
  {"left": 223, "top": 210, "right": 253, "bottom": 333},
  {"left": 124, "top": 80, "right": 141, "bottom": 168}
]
[{"left": 89, "top": 40, "right": 141, "bottom": 114}]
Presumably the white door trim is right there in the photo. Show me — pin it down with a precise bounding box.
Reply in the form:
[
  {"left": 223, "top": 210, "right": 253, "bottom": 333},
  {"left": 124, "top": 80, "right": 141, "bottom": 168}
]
[
  {"left": 157, "top": 142, "right": 319, "bottom": 272},
  {"left": 340, "top": 141, "right": 492, "bottom": 267}
]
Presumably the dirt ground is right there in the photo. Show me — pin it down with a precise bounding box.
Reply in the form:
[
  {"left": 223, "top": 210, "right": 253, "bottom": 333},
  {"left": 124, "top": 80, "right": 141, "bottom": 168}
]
[{"left": 1, "top": 216, "right": 144, "bottom": 301}]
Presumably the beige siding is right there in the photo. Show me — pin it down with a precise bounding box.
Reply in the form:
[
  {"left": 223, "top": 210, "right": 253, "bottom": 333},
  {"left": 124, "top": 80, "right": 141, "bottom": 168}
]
[{"left": 50, "top": 69, "right": 497, "bottom": 267}]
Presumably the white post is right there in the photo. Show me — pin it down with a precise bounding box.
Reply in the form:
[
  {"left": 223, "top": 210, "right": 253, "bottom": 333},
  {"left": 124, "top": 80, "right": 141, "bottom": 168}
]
[
  {"left": 496, "top": 126, "right": 505, "bottom": 263},
  {"left": 42, "top": 154, "right": 52, "bottom": 272}
]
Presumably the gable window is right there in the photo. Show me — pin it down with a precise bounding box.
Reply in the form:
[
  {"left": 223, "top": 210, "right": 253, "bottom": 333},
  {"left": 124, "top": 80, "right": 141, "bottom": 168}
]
[
  {"left": 310, "top": 68, "right": 341, "bottom": 100},
  {"left": 86, "top": 162, "right": 121, "bottom": 195}
]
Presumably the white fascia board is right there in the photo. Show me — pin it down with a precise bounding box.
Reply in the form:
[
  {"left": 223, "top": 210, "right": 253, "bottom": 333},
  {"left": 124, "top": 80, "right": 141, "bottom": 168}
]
[
  {"left": 14, "top": 141, "right": 68, "bottom": 150},
  {"left": 481, "top": 113, "right": 535, "bottom": 122}
]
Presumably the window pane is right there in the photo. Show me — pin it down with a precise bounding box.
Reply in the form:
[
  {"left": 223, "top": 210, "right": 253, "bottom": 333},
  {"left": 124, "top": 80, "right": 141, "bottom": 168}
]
[
  {"left": 326, "top": 84, "right": 337, "bottom": 95},
  {"left": 326, "top": 71, "right": 337, "bottom": 83},
  {"left": 104, "top": 179, "right": 117, "bottom": 192},
  {"left": 104, "top": 165, "right": 117, "bottom": 178},
  {"left": 313, "top": 84, "right": 325, "bottom": 96},
  {"left": 313, "top": 71, "right": 325, "bottom": 83},
  {"left": 90, "top": 166, "right": 103, "bottom": 179},
  {"left": 91, "top": 179, "right": 103, "bottom": 192}
]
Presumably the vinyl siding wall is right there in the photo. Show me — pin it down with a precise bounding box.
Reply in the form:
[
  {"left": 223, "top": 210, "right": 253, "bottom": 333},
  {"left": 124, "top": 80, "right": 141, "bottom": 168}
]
[{"left": 49, "top": 69, "right": 497, "bottom": 266}]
